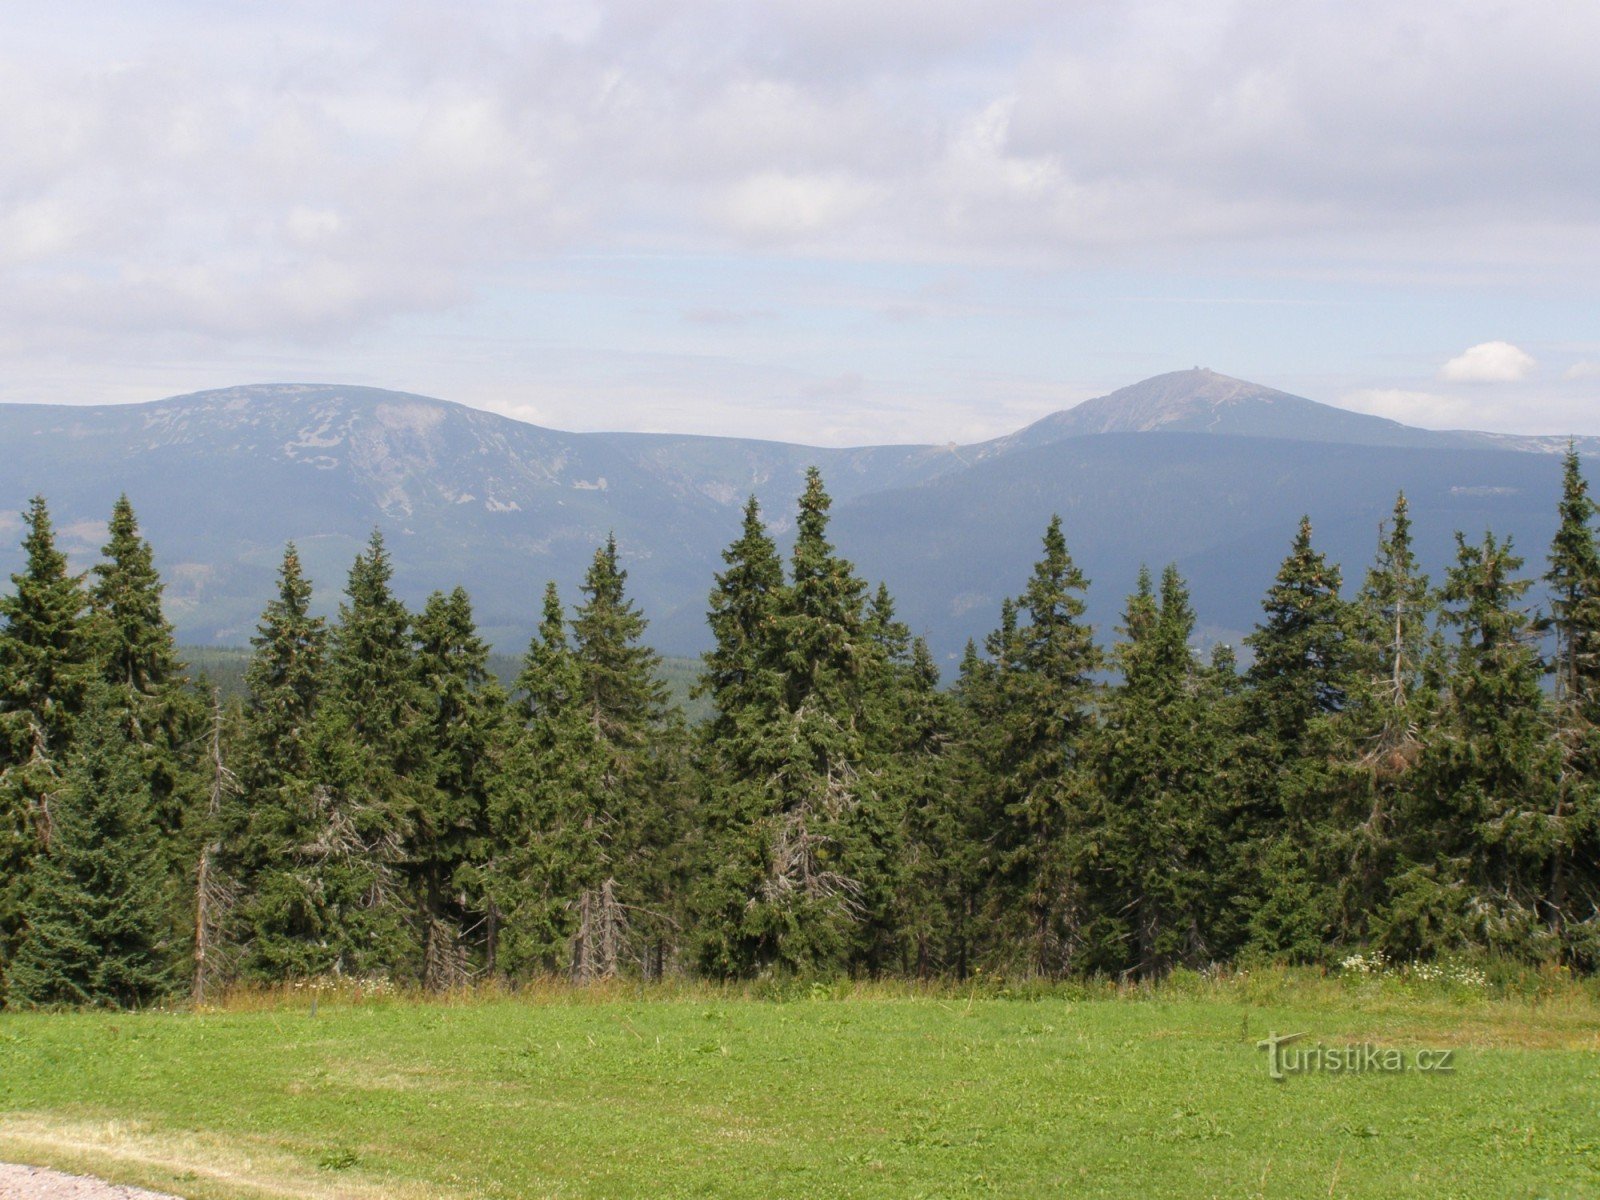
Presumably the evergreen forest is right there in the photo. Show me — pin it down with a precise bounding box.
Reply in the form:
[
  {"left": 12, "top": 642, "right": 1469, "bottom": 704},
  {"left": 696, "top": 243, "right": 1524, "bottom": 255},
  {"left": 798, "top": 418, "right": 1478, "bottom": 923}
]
[{"left": 3, "top": 457, "right": 1599, "bottom": 1009}]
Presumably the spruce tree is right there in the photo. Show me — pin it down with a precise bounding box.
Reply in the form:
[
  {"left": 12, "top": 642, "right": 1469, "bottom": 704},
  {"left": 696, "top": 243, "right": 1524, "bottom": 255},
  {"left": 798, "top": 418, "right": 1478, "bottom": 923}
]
[
  {"left": 309, "top": 530, "right": 429, "bottom": 977},
  {"left": 244, "top": 533, "right": 424, "bottom": 981},
  {"left": 1544, "top": 446, "right": 1600, "bottom": 711},
  {"left": 87, "top": 495, "right": 204, "bottom": 947},
  {"left": 413, "top": 587, "right": 505, "bottom": 988},
  {"left": 1386, "top": 532, "right": 1563, "bottom": 959},
  {"left": 232, "top": 545, "right": 329, "bottom": 981},
  {"left": 572, "top": 540, "right": 686, "bottom": 977},
  {"left": 1238, "top": 516, "right": 1356, "bottom": 960},
  {"left": 0, "top": 497, "right": 93, "bottom": 992},
  {"left": 978, "top": 516, "right": 1101, "bottom": 976},
  {"left": 486, "top": 583, "right": 608, "bottom": 977},
  {"left": 1325, "top": 494, "right": 1438, "bottom": 946},
  {"left": 1088, "top": 566, "right": 1223, "bottom": 978},
  {"left": 7, "top": 689, "right": 173, "bottom": 1008},
  {"left": 690, "top": 499, "right": 794, "bottom": 975},
  {"left": 1539, "top": 450, "right": 1600, "bottom": 963},
  {"left": 693, "top": 471, "right": 887, "bottom": 975}
]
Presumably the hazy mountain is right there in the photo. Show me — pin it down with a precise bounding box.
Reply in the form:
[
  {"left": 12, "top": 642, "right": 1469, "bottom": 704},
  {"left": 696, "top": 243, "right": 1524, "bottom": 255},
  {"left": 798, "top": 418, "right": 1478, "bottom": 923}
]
[
  {"left": 979, "top": 368, "right": 1600, "bottom": 455},
  {"left": 0, "top": 371, "right": 1584, "bottom": 662}
]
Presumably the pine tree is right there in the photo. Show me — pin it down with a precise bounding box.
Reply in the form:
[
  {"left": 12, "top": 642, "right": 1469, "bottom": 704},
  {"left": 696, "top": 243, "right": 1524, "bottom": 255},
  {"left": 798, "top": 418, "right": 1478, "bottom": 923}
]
[
  {"left": 307, "top": 530, "right": 429, "bottom": 978},
  {"left": 895, "top": 636, "right": 964, "bottom": 975},
  {"left": 1538, "top": 450, "right": 1600, "bottom": 964},
  {"left": 242, "top": 533, "right": 424, "bottom": 981},
  {"left": 0, "top": 497, "right": 93, "bottom": 992},
  {"left": 1088, "top": 566, "right": 1224, "bottom": 978},
  {"left": 486, "top": 583, "right": 608, "bottom": 978},
  {"left": 693, "top": 472, "right": 886, "bottom": 975},
  {"left": 1324, "top": 494, "right": 1438, "bottom": 946},
  {"left": 7, "top": 689, "right": 173, "bottom": 1008},
  {"left": 1238, "top": 516, "right": 1356, "bottom": 960},
  {"left": 690, "top": 499, "right": 792, "bottom": 975},
  {"left": 1385, "top": 532, "right": 1563, "bottom": 959},
  {"left": 978, "top": 516, "right": 1101, "bottom": 976},
  {"left": 1544, "top": 447, "right": 1600, "bottom": 711},
  {"left": 413, "top": 587, "right": 505, "bottom": 989},
  {"left": 231, "top": 545, "right": 329, "bottom": 981},
  {"left": 87, "top": 495, "right": 204, "bottom": 951}
]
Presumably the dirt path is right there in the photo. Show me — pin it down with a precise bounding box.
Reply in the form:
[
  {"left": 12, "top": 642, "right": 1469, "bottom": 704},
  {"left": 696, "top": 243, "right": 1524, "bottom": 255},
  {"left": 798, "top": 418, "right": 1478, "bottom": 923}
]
[{"left": 0, "top": 1163, "right": 181, "bottom": 1199}]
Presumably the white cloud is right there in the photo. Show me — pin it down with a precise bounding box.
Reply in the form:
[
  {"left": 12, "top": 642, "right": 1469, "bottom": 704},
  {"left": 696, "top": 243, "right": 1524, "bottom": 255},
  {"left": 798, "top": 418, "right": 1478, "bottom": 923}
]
[
  {"left": 1439, "top": 341, "right": 1537, "bottom": 383},
  {"left": 1564, "top": 361, "right": 1600, "bottom": 381},
  {"left": 717, "top": 172, "right": 883, "bottom": 242}
]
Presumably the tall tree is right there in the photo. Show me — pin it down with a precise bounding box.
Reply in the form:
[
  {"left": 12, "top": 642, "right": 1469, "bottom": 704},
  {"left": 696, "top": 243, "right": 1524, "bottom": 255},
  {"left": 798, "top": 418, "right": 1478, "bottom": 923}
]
[
  {"left": 0, "top": 497, "right": 93, "bottom": 992},
  {"left": 87, "top": 495, "right": 204, "bottom": 945},
  {"left": 413, "top": 587, "right": 505, "bottom": 989},
  {"left": 570, "top": 537, "right": 682, "bottom": 977},
  {"left": 1238, "top": 516, "right": 1356, "bottom": 960},
  {"left": 693, "top": 471, "right": 886, "bottom": 975},
  {"left": 486, "top": 583, "right": 608, "bottom": 978},
  {"left": 1538, "top": 451, "right": 1600, "bottom": 964},
  {"left": 231, "top": 545, "right": 329, "bottom": 981},
  {"left": 978, "top": 516, "right": 1101, "bottom": 976},
  {"left": 1385, "top": 532, "right": 1563, "bottom": 959},
  {"left": 1544, "top": 446, "right": 1600, "bottom": 711},
  {"left": 307, "top": 530, "right": 430, "bottom": 977},
  {"left": 1088, "top": 566, "right": 1225, "bottom": 978},
  {"left": 7, "top": 688, "right": 173, "bottom": 1008}
]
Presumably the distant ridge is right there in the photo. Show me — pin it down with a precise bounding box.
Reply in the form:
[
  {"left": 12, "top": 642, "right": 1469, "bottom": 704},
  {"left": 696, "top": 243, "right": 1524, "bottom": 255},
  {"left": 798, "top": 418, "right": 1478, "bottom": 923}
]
[{"left": 0, "top": 371, "right": 1588, "bottom": 658}]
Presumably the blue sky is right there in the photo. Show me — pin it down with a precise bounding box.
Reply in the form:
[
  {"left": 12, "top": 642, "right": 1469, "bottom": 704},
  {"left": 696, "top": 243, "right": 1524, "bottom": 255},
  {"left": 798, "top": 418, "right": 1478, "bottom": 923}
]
[{"left": 1, "top": 0, "right": 1597, "bottom": 443}]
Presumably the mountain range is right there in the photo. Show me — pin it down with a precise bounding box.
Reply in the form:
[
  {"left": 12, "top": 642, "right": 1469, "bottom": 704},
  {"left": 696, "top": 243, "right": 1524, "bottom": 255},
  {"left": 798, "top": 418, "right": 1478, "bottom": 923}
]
[{"left": 1, "top": 368, "right": 1589, "bottom": 664}]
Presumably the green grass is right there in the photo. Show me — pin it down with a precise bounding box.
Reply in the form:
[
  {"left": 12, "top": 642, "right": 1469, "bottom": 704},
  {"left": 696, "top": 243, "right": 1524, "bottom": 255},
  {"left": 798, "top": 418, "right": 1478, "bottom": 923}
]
[{"left": 2, "top": 974, "right": 1597, "bottom": 1199}]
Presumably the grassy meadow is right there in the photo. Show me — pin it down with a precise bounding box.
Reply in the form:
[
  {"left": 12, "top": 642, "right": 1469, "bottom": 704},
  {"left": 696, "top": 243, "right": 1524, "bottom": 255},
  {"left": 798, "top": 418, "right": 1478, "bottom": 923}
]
[{"left": 1, "top": 970, "right": 1597, "bottom": 1199}]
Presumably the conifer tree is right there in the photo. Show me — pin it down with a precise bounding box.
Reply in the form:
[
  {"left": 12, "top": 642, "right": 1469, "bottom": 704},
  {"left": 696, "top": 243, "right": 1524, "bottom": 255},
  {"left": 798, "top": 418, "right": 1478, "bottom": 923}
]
[
  {"left": 572, "top": 541, "right": 687, "bottom": 976},
  {"left": 978, "top": 516, "right": 1101, "bottom": 976},
  {"left": 231, "top": 545, "right": 329, "bottom": 981},
  {"left": 7, "top": 688, "right": 173, "bottom": 1008},
  {"left": 307, "top": 530, "right": 429, "bottom": 977},
  {"left": 697, "top": 497, "right": 785, "bottom": 745},
  {"left": 1244, "top": 516, "right": 1354, "bottom": 748},
  {"left": 1386, "top": 532, "right": 1563, "bottom": 958},
  {"left": 486, "top": 583, "right": 608, "bottom": 977},
  {"left": 895, "top": 635, "right": 964, "bottom": 975},
  {"left": 1538, "top": 450, "right": 1600, "bottom": 963},
  {"left": 1238, "top": 516, "right": 1356, "bottom": 960},
  {"left": 690, "top": 500, "right": 793, "bottom": 975},
  {"left": 1088, "top": 566, "right": 1223, "bottom": 978},
  {"left": 1325, "top": 494, "right": 1438, "bottom": 945},
  {"left": 87, "top": 495, "right": 204, "bottom": 943},
  {"left": 694, "top": 472, "right": 887, "bottom": 975},
  {"left": 240, "top": 544, "right": 326, "bottom": 796},
  {"left": 243, "top": 533, "right": 424, "bottom": 980},
  {"left": 0, "top": 497, "right": 93, "bottom": 990},
  {"left": 413, "top": 587, "right": 505, "bottom": 988},
  {"left": 1544, "top": 447, "right": 1600, "bottom": 711}
]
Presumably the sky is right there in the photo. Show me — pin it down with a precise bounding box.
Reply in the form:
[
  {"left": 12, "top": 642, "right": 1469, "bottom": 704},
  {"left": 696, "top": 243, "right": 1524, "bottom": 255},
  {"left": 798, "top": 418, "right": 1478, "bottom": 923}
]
[{"left": 1, "top": 0, "right": 1597, "bottom": 446}]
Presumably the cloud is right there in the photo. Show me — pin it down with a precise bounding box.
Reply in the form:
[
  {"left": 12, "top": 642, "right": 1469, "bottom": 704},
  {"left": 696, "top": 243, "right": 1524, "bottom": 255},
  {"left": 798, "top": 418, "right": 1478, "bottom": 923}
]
[
  {"left": 1439, "top": 341, "right": 1537, "bottom": 383},
  {"left": 1564, "top": 361, "right": 1600, "bottom": 381}
]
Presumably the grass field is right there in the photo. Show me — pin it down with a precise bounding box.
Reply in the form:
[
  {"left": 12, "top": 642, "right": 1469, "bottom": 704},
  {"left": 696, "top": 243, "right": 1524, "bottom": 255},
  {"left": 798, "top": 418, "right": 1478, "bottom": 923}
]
[{"left": 1, "top": 972, "right": 1597, "bottom": 1199}]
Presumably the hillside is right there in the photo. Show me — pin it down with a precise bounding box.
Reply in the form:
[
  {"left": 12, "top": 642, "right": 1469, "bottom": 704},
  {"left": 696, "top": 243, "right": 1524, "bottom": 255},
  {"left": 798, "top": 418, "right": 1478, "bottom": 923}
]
[{"left": 0, "top": 371, "right": 1586, "bottom": 661}]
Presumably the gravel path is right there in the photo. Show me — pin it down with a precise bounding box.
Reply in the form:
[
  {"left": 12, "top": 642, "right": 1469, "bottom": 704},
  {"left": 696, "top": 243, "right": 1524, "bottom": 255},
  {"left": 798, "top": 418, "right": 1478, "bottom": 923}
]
[{"left": 0, "top": 1163, "right": 181, "bottom": 1199}]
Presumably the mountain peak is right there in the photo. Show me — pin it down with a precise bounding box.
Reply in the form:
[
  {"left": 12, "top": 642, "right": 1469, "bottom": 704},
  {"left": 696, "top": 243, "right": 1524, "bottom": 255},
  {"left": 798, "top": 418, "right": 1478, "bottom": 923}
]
[
  {"left": 1054, "top": 368, "right": 1302, "bottom": 435},
  {"left": 984, "top": 368, "right": 1457, "bottom": 452}
]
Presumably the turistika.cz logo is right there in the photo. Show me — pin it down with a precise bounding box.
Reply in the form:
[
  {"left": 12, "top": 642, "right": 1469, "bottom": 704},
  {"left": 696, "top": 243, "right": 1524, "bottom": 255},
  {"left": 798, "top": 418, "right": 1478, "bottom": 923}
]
[{"left": 1256, "top": 1031, "right": 1456, "bottom": 1080}]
